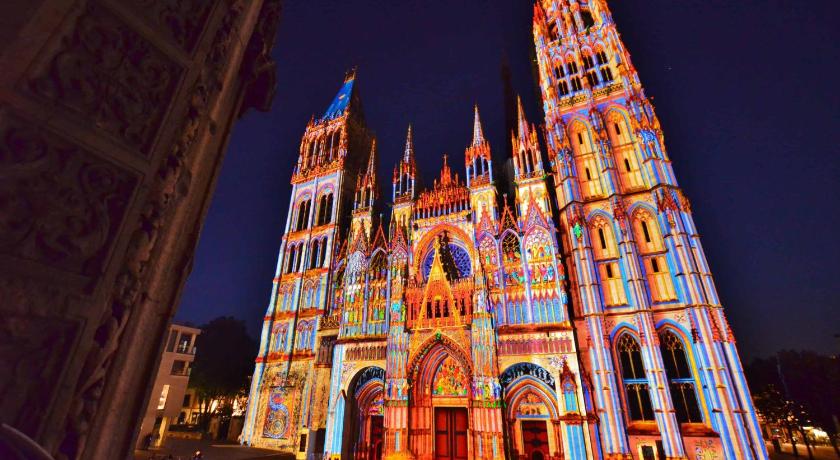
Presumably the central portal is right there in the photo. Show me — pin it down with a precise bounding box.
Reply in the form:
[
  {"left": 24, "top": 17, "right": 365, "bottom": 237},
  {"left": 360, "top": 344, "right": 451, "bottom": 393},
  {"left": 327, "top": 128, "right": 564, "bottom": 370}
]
[{"left": 434, "top": 407, "right": 468, "bottom": 460}]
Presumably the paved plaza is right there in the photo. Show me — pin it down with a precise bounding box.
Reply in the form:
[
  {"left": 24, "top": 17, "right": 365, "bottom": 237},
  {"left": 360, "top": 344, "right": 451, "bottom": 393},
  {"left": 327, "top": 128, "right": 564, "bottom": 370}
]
[{"left": 134, "top": 438, "right": 290, "bottom": 460}]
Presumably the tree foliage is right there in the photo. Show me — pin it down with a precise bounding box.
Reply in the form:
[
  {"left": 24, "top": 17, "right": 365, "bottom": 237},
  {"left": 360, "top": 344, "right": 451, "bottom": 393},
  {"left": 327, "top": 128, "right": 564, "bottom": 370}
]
[
  {"left": 747, "top": 350, "right": 840, "bottom": 456},
  {"left": 189, "top": 316, "right": 257, "bottom": 423}
]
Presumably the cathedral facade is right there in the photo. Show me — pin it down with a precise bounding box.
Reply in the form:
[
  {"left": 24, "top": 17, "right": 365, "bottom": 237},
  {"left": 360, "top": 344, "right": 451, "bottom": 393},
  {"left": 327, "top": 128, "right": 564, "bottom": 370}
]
[{"left": 241, "top": 1, "right": 766, "bottom": 459}]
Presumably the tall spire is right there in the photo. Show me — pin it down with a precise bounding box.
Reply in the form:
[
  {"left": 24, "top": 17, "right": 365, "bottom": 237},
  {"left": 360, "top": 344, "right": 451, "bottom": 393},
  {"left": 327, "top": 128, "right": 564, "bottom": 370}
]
[
  {"left": 465, "top": 104, "right": 493, "bottom": 188},
  {"left": 516, "top": 95, "right": 529, "bottom": 137},
  {"left": 472, "top": 105, "right": 485, "bottom": 146},
  {"left": 321, "top": 70, "right": 356, "bottom": 122},
  {"left": 356, "top": 138, "right": 378, "bottom": 210},
  {"left": 403, "top": 124, "right": 414, "bottom": 163},
  {"left": 393, "top": 124, "right": 417, "bottom": 202},
  {"left": 440, "top": 154, "right": 452, "bottom": 185},
  {"left": 366, "top": 137, "right": 377, "bottom": 176}
]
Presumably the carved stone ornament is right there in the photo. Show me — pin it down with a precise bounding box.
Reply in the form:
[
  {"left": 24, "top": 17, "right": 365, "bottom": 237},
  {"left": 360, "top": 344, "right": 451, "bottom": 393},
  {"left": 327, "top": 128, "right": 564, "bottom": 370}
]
[
  {"left": 0, "top": 114, "right": 138, "bottom": 278},
  {"left": 126, "top": 0, "right": 214, "bottom": 53},
  {"left": 56, "top": 3, "right": 248, "bottom": 458},
  {"left": 28, "top": 3, "right": 182, "bottom": 156},
  {"left": 0, "top": 276, "right": 79, "bottom": 439}
]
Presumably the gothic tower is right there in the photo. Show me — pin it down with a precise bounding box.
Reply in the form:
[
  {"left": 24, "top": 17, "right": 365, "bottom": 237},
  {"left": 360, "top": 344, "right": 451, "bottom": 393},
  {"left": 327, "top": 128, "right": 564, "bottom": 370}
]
[
  {"left": 533, "top": 1, "right": 766, "bottom": 459},
  {"left": 243, "top": 2, "right": 765, "bottom": 458},
  {"left": 241, "top": 71, "right": 372, "bottom": 452}
]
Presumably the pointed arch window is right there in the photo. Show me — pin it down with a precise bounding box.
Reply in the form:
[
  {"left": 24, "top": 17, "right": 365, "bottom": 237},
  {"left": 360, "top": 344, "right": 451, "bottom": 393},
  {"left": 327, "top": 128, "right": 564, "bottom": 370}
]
[
  {"left": 286, "top": 245, "right": 297, "bottom": 274},
  {"left": 319, "top": 238, "right": 329, "bottom": 267},
  {"left": 308, "top": 141, "right": 316, "bottom": 167},
  {"left": 558, "top": 80, "right": 570, "bottom": 96},
  {"left": 570, "top": 123, "right": 603, "bottom": 199},
  {"left": 565, "top": 59, "right": 583, "bottom": 93},
  {"left": 327, "top": 131, "right": 339, "bottom": 161},
  {"left": 295, "top": 244, "right": 303, "bottom": 272},
  {"left": 296, "top": 199, "right": 311, "bottom": 231},
  {"left": 579, "top": 9, "right": 595, "bottom": 29},
  {"left": 272, "top": 323, "right": 288, "bottom": 352},
  {"left": 659, "top": 330, "right": 703, "bottom": 423},
  {"left": 501, "top": 232, "right": 524, "bottom": 290},
  {"left": 368, "top": 252, "right": 388, "bottom": 323},
  {"left": 316, "top": 192, "right": 333, "bottom": 226},
  {"left": 632, "top": 210, "right": 664, "bottom": 254},
  {"left": 296, "top": 321, "right": 313, "bottom": 351},
  {"left": 590, "top": 217, "right": 618, "bottom": 260},
  {"left": 370, "top": 252, "right": 388, "bottom": 282},
  {"left": 548, "top": 21, "right": 559, "bottom": 41},
  {"left": 582, "top": 53, "right": 599, "bottom": 87},
  {"left": 616, "top": 334, "right": 654, "bottom": 422},
  {"left": 596, "top": 50, "right": 608, "bottom": 66},
  {"left": 595, "top": 49, "right": 614, "bottom": 83},
  {"left": 606, "top": 112, "right": 644, "bottom": 191},
  {"left": 310, "top": 239, "right": 320, "bottom": 269},
  {"left": 646, "top": 255, "right": 677, "bottom": 302},
  {"left": 600, "top": 261, "right": 627, "bottom": 306}
]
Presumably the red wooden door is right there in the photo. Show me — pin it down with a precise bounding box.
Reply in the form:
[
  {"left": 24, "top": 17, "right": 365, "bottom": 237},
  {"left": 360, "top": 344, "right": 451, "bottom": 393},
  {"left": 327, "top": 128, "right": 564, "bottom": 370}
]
[
  {"left": 370, "top": 415, "right": 384, "bottom": 460},
  {"left": 521, "top": 420, "right": 549, "bottom": 460},
  {"left": 434, "top": 408, "right": 468, "bottom": 460}
]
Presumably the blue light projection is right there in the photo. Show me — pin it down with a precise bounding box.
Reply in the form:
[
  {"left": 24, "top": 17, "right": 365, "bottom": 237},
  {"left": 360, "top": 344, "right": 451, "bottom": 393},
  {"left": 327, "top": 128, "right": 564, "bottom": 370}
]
[{"left": 422, "top": 243, "right": 471, "bottom": 279}]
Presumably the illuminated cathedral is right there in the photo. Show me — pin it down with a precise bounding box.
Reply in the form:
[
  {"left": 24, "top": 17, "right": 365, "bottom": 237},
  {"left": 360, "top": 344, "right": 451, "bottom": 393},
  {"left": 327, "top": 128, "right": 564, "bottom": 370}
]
[{"left": 241, "top": 1, "right": 767, "bottom": 459}]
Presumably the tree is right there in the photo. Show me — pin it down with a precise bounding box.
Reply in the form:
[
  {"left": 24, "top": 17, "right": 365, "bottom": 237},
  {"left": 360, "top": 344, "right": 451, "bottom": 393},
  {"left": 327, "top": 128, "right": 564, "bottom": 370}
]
[
  {"left": 189, "top": 316, "right": 257, "bottom": 429},
  {"left": 747, "top": 351, "right": 840, "bottom": 458}
]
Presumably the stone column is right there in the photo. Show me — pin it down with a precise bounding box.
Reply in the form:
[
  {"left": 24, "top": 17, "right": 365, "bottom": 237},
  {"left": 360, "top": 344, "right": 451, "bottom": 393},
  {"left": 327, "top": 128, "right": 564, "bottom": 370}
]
[{"left": 0, "top": 1, "right": 281, "bottom": 458}]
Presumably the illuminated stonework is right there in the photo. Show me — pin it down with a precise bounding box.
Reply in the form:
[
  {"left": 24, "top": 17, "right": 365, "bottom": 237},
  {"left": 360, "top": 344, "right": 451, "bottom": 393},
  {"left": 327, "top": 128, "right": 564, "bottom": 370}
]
[{"left": 241, "top": 1, "right": 766, "bottom": 459}]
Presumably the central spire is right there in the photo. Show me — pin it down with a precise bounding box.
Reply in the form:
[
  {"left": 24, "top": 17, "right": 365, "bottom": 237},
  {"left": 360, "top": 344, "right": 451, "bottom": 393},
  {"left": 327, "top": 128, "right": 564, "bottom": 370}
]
[
  {"left": 366, "top": 137, "right": 377, "bottom": 176},
  {"left": 472, "top": 105, "right": 485, "bottom": 146},
  {"left": 403, "top": 124, "right": 414, "bottom": 163},
  {"left": 440, "top": 154, "right": 452, "bottom": 186},
  {"left": 516, "top": 95, "right": 529, "bottom": 137}
]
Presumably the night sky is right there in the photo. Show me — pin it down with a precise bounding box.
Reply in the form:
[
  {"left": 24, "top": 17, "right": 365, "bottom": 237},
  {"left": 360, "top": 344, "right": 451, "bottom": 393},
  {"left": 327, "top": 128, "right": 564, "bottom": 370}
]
[{"left": 176, "top": 1, "right": 840, "bottom": 360}]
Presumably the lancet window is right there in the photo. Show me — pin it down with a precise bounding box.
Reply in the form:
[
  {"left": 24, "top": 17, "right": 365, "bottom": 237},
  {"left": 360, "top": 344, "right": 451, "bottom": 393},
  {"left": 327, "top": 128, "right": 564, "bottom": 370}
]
[
  {"left": 607, "top": 111, "right": 644, "bottom": 191},
  {"left": 271, "top": 323, "right": 288, "bottom": 353},
  {"left": 526, "top": 229, "right": 557, "bottom": 287},
  {"left": 295, "top": 198, "right": 311, "bottom": 231},
  {"left": 579, "top": 9, "right": 595, "bottom": 30},
  {"left": 582, "top": 53, "right": 600, "bottom": 87},
  {"left": 368, "top": 252, "right": 388, "bottom": 323},
  {"left": 590, "top": 216, "right": 618, "bottom": 260},
  {"left": 285, "top": 243, "right": 304, "bottom": 274},
  {"left": 560, "top": 57, "right": 583, "bottom": 93},
  {"left": 309, "top": 240, "right": 320, "bottom": 270},
  {"left": 302, "top": 281, "right": 318, "bottom": 310},
  {"left": 596, "top": 48, "right": 614, "bottom": 83},
  {"left": 659, "top": 330, "right": 703, "bottom": 423},
  {"left": 502, "top": 232, "right": 524, "bottom": 287},
  {"left": 570, "top": 122, "right": 604, "bottom": 198},
  {"left": 295, "top": 320, "right": 315, "bottom": 352},
  {"left": 632, "top": 210, "right": 676, "bottom": 302},
  {"left": 600, "top": 261, "right": 627, "bottom": 306},
  {"left": 632, "top": 210, "right": 664, "bottom": 254},
  {"left": 616, "top": 334, "right": 654, "bottom": 422},
  {"left": 344, "top": 254, "right": 366, "bottom": 327},
  {"left": 319, "top": 238, "right": 328, "bottom": 267},
  {"left": 316, "top": 192, "right": 334, "bottom": 226}
]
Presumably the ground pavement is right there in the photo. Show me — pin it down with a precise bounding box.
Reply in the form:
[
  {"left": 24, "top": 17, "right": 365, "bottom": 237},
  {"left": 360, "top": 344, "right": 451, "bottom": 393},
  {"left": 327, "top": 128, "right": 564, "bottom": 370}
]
[
  {"left": 134, "top": 438, "right": 291, "bottom": 460},
  {"left": 768, "top": 442, "right": 838, "bottom": 460},
  {"left": 138, "top": 440, "right": 840, "bottom": 460}
]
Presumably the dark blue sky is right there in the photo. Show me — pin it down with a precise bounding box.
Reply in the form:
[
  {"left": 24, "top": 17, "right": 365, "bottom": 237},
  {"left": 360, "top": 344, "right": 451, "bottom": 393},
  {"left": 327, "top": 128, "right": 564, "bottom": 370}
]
[{"left": 177, "top": 1, "right": 840, "bottom": 360}]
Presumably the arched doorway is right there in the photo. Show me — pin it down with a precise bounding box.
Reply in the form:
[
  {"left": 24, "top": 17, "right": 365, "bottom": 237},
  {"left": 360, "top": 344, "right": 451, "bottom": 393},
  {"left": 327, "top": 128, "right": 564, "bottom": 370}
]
[
  {"left": 342, "top": 367, "right": 385, "bottom": 460},
  {"left": 408, "top": 338, "right": 472, "bottom": 460},
  {"left": 500, "top": 363, "right": 561, "bottom": 460}
]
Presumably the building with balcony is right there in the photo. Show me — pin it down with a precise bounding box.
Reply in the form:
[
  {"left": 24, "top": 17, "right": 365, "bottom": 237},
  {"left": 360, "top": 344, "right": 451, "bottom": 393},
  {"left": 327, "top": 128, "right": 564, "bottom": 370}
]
[{"left": 136, "top": 323, "right": 200, "bottom": 449}]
